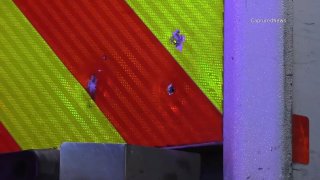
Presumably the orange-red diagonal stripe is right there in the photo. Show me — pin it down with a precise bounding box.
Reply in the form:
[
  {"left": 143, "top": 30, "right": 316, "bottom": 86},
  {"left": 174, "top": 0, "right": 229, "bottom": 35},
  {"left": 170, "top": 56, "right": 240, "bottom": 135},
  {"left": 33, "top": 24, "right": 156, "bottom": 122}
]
[
  {"left": 14, "top": 0, "right": 222, "bottom": 147},
  {"left": 0, "top": 122, "right": 20, "bottom": 153}
]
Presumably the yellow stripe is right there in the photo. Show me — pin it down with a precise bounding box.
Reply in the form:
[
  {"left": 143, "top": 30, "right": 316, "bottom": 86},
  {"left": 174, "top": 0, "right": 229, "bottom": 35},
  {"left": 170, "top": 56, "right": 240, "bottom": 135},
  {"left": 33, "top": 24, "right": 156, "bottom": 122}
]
[
  {"left": 127, "top": 0, "right": 223, "bottom": 111},
  {"left": 0, "top": 0, "right": 124, "bottom": 149}
]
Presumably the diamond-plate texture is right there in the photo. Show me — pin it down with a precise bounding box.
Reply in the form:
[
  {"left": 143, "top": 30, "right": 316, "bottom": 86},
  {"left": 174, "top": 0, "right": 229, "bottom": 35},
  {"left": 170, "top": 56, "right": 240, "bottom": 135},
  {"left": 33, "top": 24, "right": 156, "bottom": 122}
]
[
  {"left": 0, "top": 0, "right": 124, "bottom": 150},
  {"left": 126, "top": 0, "right": 223, "bottom": 112}
]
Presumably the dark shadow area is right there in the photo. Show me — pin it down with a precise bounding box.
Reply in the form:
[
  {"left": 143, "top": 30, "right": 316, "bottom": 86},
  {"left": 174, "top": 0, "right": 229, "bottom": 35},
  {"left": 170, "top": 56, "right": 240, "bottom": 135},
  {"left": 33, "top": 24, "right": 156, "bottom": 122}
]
[
  {"left": 173, "top": 145, "right": 223, "bottom": 180},
  {"left": 0, "top": 151, "right": 36, "bottom": 180},
  {"left": 0, "top": 149, "right": 59, "bottom": 180}
]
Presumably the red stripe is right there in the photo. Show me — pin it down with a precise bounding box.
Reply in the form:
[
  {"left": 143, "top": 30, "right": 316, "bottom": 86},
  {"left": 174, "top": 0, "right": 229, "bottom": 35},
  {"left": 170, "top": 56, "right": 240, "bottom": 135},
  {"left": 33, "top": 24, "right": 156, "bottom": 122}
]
[
  {"left": 14, "top": 0, "right": 222, "bottom": 146},
  {"left": 0, "top": 122, "right": 21, "bottom": 153},
  {"left": 292, "top": 114, "right": 309, "bottom": 164}
]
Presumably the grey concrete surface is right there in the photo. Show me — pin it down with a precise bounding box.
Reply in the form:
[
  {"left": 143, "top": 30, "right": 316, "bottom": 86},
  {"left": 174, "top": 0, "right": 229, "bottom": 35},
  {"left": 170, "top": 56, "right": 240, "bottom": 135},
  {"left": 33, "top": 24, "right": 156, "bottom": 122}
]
[{"left": 293, "top": 0, "right": 320, "bottom": 179}]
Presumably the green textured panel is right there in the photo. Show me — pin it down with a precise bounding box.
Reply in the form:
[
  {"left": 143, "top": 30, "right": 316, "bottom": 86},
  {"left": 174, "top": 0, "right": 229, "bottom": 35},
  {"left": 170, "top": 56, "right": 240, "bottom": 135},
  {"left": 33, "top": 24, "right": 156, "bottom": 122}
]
[
  {"left": 0, "top": 0, "right": 124, "bottom": 150},
  {"left": 127, "top": 0, "right": 223, "bottom": 111}
]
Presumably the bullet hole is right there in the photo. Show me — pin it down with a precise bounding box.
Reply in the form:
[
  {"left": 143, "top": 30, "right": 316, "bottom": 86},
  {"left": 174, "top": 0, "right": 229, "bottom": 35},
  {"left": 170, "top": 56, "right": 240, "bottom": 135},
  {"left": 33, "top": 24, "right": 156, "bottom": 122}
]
[
  {"left": 87, "top": 102, "right": 93, "bottom": 108},
  {"left": 167, "top": 83, "right": 175, "bottom": 95},
  {"left": 101, "top": 54, "right": 108, "bottom": 61},
  {"left": 87, "top": 75, "right": 97, "bottom": 98},
  {"left": 170, "top": 30, "right": 185, "bottom": 52}
]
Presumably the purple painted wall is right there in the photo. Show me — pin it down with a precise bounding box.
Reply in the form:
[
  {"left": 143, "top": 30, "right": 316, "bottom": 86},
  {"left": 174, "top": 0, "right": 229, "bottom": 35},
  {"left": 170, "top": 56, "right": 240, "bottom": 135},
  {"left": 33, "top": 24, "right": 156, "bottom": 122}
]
[{"left": 224, "top": 0, "right": 293, "bottom": 179}]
